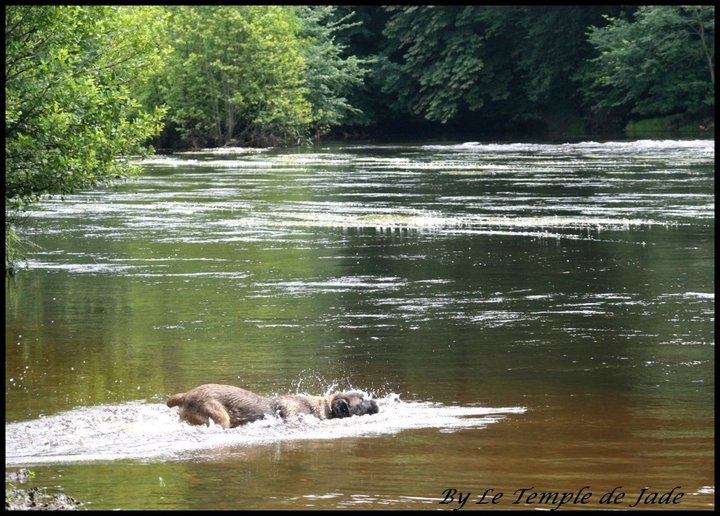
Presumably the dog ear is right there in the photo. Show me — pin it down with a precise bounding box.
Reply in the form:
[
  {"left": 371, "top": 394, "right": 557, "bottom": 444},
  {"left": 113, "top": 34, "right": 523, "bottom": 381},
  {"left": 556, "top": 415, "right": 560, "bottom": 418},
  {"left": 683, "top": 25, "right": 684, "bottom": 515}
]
[{"left": 331, "top": 397, "right": 351, "bottom": 418}]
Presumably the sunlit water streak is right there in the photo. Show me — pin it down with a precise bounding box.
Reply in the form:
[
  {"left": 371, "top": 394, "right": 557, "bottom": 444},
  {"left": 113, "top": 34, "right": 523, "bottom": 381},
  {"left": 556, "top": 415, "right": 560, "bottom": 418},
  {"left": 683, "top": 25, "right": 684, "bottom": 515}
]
[
  {"left": 23, "top": 140, "right": 714, "bottom": 258},
  {"left": 5, "top": 396, "right": 526, "bottom": 465},
  {"left": 20, "top": 137, "right": 715, "bottom": 339}
]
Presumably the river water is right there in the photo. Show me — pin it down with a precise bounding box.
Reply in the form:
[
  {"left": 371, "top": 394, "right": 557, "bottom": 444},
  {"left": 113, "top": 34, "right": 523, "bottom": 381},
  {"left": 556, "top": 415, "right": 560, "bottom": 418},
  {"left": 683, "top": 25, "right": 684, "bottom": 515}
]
[{"left": 5, "top": 139, "right": 714, "bottom": 510}]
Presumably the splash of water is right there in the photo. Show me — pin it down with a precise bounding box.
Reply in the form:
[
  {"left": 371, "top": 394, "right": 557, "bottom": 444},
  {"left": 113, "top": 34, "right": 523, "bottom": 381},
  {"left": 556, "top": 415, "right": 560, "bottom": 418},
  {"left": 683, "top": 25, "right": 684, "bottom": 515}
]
[{"left": 5, "top": 396, "right": 525, "bottom": 465}]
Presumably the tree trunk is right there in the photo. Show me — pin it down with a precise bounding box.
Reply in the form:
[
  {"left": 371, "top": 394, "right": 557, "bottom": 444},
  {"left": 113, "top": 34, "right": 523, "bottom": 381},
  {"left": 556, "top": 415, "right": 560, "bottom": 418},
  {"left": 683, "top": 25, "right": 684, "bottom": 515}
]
[
  {"left": 692, "top": 7, "right": 714, "bottom": 85},
  {"left": 225, "top": 82, "right": 235, "bottom": 144}
]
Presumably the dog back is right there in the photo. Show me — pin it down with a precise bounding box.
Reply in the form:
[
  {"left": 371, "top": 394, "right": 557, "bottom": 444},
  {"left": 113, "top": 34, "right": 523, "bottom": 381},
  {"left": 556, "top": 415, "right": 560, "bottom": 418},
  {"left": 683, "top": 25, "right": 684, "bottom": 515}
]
[{"left": 167, "top": 384, "right": 274, "bottom": 427}]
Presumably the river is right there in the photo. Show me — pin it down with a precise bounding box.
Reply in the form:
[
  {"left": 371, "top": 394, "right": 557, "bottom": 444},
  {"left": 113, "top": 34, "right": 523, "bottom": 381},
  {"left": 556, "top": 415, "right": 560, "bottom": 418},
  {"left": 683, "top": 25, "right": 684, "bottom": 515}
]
[{"left": 5, "top": 139, "right": 714, "bottom": 510}]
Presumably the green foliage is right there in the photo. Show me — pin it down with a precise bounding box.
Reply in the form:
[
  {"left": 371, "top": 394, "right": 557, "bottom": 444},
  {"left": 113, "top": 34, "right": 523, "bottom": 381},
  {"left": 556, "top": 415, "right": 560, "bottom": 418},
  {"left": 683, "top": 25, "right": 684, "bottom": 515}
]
[
  {"left": 5, "top": 221, "right": 25, "bottom": 275},
  {"left": 327, "top": 7, "right": 391, "bottom": 128},
  {"left": 5, "top": 6, "right": 168, "bottom": 211},
  {"left": 5, "top": 6, "right": 168, "bottom": 271},
  {"left": 579, "top": 6, "right": 714, "bottom": 118},
  {"left": 625, "top": 113, "right": 708, "bottom": 138},
  {"left": 149, "top": 6, "right": 366, "bottom": 147},
  {"left": 377, "top": 6, "right": 617, "bottom": 127},
  {"left": 296, "top": 6, "right": 369, "bottom": 137},
  {"left": 157, "top": 6, "right": 310, "bottom": 147},
  {"left": 380, "top": 6, "right": 487, "bottom": 123}
]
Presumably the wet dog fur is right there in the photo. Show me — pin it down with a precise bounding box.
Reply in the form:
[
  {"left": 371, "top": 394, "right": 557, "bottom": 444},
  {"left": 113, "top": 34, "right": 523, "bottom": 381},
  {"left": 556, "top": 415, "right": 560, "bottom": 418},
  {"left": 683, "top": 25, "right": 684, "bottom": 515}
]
[{"left": 166, "top": 383, "right": 379, "bottom": 429}]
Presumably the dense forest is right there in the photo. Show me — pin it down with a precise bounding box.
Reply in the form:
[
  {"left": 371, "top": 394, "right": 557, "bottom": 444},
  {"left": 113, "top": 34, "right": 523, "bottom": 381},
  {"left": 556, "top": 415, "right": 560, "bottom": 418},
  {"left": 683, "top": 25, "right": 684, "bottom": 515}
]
[{"left": 4, "top": 5, "right": 715, "bottom": 271}]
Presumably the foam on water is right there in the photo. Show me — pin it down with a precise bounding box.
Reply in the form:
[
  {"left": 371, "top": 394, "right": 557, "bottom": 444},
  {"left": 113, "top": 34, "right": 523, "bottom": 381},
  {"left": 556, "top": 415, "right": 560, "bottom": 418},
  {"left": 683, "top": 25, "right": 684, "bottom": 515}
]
[
  {"left": 140, "top": 155, "right": 273, "bottom": 168},
  {"left": 5, "top": 396, "right": 525, "bottom": 466},
  {"left": 419, "top": 139, "right": 714, "bottom": 155}
]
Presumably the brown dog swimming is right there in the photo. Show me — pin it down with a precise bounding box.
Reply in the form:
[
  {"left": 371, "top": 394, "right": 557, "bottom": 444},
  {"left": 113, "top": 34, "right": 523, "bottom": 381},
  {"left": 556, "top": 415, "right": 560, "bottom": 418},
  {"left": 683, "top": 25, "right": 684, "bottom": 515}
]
[{"left": 166, "top": 384, "right": 379, "bottom": 429}]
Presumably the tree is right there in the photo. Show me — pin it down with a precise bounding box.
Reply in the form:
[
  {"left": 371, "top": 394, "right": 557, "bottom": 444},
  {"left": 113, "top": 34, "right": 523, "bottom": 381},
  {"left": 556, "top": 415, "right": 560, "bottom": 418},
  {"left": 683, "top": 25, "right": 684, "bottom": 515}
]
[
  {"left": 296, "top": 6, "right": 368, "bottom": 137},
  {"left": 5, "top": 6, "right": 168, "bottom": 271},
  {"left": 380, "top": 6, "right": 489, "bottom": 124},
  {"left": 579, "top": 6, "right": 714, "bottom": 119},
  {"left": 159, "top": 6, "right": 312, "bottom": 147},
  {"left": 376, "top": 6, "right": 619, "bottom": 131},
  {"left": 327, "top": 6, "right": 390, "bottom": 128},
  {"left": 154, "top": 6, "right": 312, "bottom": 147},
  {"left": 149, "top": 6, "right": 367, "bottom": 148}
]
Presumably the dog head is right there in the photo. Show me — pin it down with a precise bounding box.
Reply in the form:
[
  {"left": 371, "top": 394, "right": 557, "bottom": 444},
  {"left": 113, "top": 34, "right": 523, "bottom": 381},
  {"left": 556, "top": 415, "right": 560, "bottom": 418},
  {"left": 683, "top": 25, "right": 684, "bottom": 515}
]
[{"left": 329, "top": 391, "right": 379, "bottom": 419}]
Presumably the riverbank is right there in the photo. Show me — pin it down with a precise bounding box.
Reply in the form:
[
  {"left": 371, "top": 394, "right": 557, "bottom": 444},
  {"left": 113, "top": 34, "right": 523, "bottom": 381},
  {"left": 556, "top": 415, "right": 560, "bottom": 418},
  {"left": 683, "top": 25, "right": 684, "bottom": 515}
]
[{"left": 6, "top": 470, "right": 84, "bottom": 511}]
